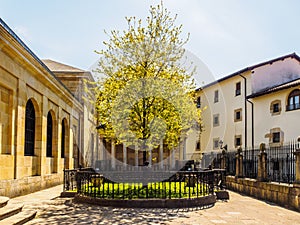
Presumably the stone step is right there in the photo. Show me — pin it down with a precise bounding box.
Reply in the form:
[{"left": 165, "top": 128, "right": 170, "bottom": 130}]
[
  {"left": 0, "top": 203, "right": 23, "bottom": 221},
  {"left": 0, "top": 210, "right": 37, "bottom": 225},
  {"left": 0, "top": 197, "right": 9, "bottom": 208}
]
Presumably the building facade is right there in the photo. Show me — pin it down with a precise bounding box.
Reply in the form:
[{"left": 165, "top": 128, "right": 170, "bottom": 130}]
[
  {"left": 197, "top": 53, "right": 300, "bottom": 155},
  {"left": 0, "top": 19, "right": 97, "bottom": 197}
]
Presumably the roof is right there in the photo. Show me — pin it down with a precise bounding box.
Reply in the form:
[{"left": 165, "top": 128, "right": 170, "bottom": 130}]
[
  {"left": 0, "top": 18, "right": 75, "bottom": 97},
  {"left": 196, "top": 52, "right": 300, "bottom": 91},
  {"left": 247, "top": 78, "right": 300, "bottom": 99},
  {"left": 42, "top": 59, "right": 86, "bottom": 73}
]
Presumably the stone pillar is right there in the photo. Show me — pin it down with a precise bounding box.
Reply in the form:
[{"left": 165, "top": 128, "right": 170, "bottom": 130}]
[
  {"left": 123, "top": 144, "right": 127, "bottom": 168},
  {"left": 135, "top": 145, "right": 139, "bottom": 167},
  {"left": 111, "top": 140, "right": 116, "bottom": 169},
  {"left": 183, "top": 137, "right": 187, "bottom": 160},
  {"left": 148, "top": 147, "right": 152, "bottom": 167},
  {"left": 159, "top": 140, "right": 164, "bottom": 170},
  {"left": 294, "top": 138, "right": 300, "bottom": 186},
  {"left": 235, "top": 146, "right": 243, "bottom": 177},
  {"left": 220, "top": 150, "right": 227, "bottom": 170},
  {"left": 257, "top": 143, "right": 267, "bottom": 181},
  {"left": 171, "top": 149, "right": 175, "bottom": 169}
]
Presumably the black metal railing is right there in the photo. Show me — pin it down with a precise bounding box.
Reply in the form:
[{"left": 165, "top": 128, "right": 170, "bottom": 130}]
[
  {"left": 64, "top": 169, "right": 226, "bottom": 200},
  {"left": 266, "top": 142, "right": 297, "bottom": 184},
  {"left": 243, "top": 148, "right": 259, "bottom": 179}
]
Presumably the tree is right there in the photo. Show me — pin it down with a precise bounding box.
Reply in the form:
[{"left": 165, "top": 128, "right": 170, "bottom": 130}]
[{"left": 86, "top": 2, "right": 201, "bottom": 164}]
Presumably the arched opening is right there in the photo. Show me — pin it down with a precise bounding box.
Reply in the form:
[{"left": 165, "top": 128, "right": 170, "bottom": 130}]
[
  {"left": 61, "top": 118, "right": 70, "bottom": 169},
  {"left": 46, "top": 111, "right": 53, "bottom": 157},
  {"left": 287, "top": 89, "right": 300, "bottom": 111},
  {"left": 61, "top": 119, "right": 66, "bottom": 158},
  {"left": 24, "top": 99, "right": 35, "bottom": 156}
]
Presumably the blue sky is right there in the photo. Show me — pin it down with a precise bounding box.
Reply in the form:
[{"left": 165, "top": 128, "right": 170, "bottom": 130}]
[{"left": 1, "top": 0, "right": 300, "bottom": 84}]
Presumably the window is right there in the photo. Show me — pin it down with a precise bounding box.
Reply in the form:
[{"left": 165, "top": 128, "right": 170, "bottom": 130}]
[
  {"left": 235, "top": 82, "right": 241, "bottom": 96},
  {"left": 287, "top": 89, "right": 300, "bottom": 111},
  {"left": 234, "top": 108, "right": 242, "bottom": 122},
  {"left": 61, "top": 119, "right": 66, "bottom": 158},
  {"left": 214, "top": 90, "right": 219, "bottom": 103},
  {"left": 213, "top": 114, "right": 220, "bottom": 127},
  {"left": 269, "top": 128, "right": 283, "bottom": 146},
  {"left": 213, "top": 138, "right": 220, "bottom": 150},
  {"left": 196, "top": 141, "right": 200, "bottom": 151},
  {"left": 234, "top": 135, "right": 242, "bottom": 147},
  {"left": 272, "top": 132, "right": 280, "bottom": 143},
  {"left": 24, "top": 99, "right": 35, "bottom": 156},
  {"left": 196, "top": 96, "right": 201, "bottom": 108},
  {"left": 46, "top": 112, "right": 53, "bottom": 157},
  {"left": 270, "top": 100, "right": 281, "bottom": 115}
]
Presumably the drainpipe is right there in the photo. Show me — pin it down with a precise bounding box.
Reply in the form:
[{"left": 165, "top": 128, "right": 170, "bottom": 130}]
[
  {"left": 247, "top": 99, "right": 254, "bottom": 148},
  {"left": 239, "top": 75, "right": 247, "bottom": 148}
]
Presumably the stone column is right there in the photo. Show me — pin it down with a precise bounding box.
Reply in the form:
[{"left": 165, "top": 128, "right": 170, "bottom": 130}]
[
  {"left": 159, "top": 140, "right": 164, "bottom": 170},
  {"left": 235, "top": 146, "right": 243, "bottom": 177},
  {"left": 294, "top": 138, "right": 300, "bottom": 186},
  {"left": 148, "top": 147, "right": 152, "bottom": 167},
  {"left": 135, "top": 145, "right": 139, "bottom": 167},
  {"left": 123, "top": 144, "right": 127, "bottom": 168},
  {"left": 220, "top": 150, "right": 227, "bottom": 170},
  {"left": 183, "top": 137, "right": 187, "bottom": 160},
  {"left": 257, "top": 143, "right": 267, "bottom": 181},
  {"left": 111, "top": 140, "right": 116, "bottom": 169},
  {"left": 171, "top": 149, "right": 175, "bottom": 169}
]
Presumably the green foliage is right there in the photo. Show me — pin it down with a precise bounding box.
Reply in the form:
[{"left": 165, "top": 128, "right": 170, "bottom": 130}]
[
  {"left": 85, "top": 2, "right": 202, "bottom": 151},
  {"left": 82, "top": 181, "right": 208, "bottom": 199}
]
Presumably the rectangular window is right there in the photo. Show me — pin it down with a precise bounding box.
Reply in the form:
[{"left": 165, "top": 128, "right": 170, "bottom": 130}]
[
  {"left": 235, "top": 135, "right": 242, "bottom": 147},
  {"left": 213, "top": 138, "right": 220, "bottom": 150},
  {"left": 213, "top": 114, "right": 220, "bottom": 127},
  {"left": 214, "top": 90, "right": 219, "bottom": 103},
  {"left": 273, "top": 103, "right": 279, "bottom": 113},
  {"left": 234, "top": 108, "right": 242, "bottom": 122},
  {"left": 272, "top": 132, "right": 280, "bottom": 143},
  {"left": 196, "top": 96, "right": 201, "bottom": 108},
  {"left": 196, "top": 141, "right": 200, "bottom": 151},
  {"left": 235, "top": 82, "right": 241, "bottom": 96}
]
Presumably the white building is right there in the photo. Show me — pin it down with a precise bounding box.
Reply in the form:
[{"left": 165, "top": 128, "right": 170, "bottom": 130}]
[{"left": 197, "top": 53, "right": 300, "bottom": 153}]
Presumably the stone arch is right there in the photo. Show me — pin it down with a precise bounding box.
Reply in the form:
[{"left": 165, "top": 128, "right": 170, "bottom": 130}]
[
  {"left": 47, "top": 110, "right": 58, "bottom": 173},
  {"left": 24, "top": 98, "right": 42, "bottom": 176},
  {"left": 61, "top": 118, "right": 70, "bottom": 169}
]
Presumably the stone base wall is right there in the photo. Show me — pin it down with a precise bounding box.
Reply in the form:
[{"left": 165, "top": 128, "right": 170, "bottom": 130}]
[
  {"left": 0, "top": 173, "right": 63, "bottom": 198},
  {"left": 226, "top": 176, "right": 300, "bottom": 212},
  {"left": 74, "top": 195, "right": 216, "bottom": 208}
]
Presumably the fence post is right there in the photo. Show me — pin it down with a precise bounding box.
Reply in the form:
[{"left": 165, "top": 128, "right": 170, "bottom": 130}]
[
  {"left": 293, "top": 137, "right": 300, "bottom": 186},
  {"left": 221, "top": 149, "right": 227, "bottom": 170},
  {"left": 235, "top": 146, "right": 243, "bottom": 177},
  {"left": 257, "top": 143, "right": 267, "bottom": 181}
]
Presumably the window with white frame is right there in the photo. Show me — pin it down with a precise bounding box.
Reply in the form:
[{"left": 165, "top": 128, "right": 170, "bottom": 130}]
[
  {"left": 214, "top": 90, "right": 219, "bottom": 103},
  {"left": 213, "top": 138, "right": 220, "bottom": 150},
  {"left": 234, "top": 108, "right": 242, "bottom": 122},
  {"left": 235, "top": 82, "right": 241, "bottom": 96},
  {"left": 213, "top": 114, "right": 220, "bottom": 127}
]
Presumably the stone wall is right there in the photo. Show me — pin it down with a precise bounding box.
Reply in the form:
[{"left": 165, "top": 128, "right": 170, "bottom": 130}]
[
  {"left": 226, "top": 176, "right": 300, "bottom": 212},
  {"left": 0, "top": 173, "right": 63, "bottom": 198}
]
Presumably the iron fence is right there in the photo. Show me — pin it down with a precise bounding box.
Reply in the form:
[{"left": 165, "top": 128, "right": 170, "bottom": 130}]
[
  {"left": 202, "top": 140, "right": 298, "bottom": 184},
  {"left": 64, "top": 169, "right": 226, "bottom": 200},
  {"left": 242, "top": 148, "right": 259, "bottom": 179},
  {"left": 266, "top": 141, "right": 297, "bottom": 184}
]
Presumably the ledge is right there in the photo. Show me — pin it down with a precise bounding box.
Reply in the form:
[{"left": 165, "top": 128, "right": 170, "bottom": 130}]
[{"left": 74, "top": 194, "right": 216, "bottom": 208}]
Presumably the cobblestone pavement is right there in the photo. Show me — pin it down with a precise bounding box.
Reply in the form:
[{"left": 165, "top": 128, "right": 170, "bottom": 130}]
[{"left": 11, "top": 185, "right": 300, "bottom": 225}]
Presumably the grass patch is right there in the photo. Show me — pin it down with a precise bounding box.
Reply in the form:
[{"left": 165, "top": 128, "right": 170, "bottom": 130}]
[{"left": 80, "top": 181, "right": 209, "bottom": 199}]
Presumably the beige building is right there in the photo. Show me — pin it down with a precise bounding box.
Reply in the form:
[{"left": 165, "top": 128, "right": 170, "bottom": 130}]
[
  {"left": 197, "top": 53, "right": 300, "bottom": 155},
  {"left": 0, "top": 18, "right": 97, "bottom": 197}
]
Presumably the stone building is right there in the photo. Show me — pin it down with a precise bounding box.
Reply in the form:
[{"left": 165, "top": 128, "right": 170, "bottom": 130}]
[{"left": 0, "top": 18, "right": 97, "bottom": 197}]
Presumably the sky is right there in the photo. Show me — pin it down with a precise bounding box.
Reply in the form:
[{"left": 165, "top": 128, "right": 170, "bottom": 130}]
[{"left": 1, "top": 0, "right": 300, "bottom": 84}]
